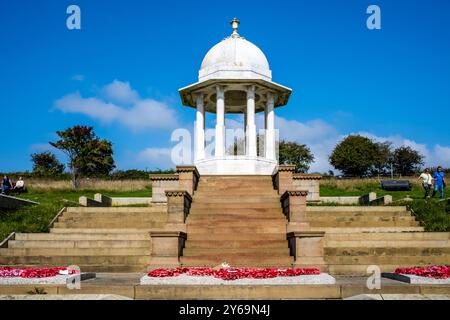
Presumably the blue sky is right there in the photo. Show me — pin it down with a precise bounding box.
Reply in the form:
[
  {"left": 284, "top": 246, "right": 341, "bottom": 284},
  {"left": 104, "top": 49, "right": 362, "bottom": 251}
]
[{"left": 1, "top": 0, "right": 449, "bottom": 172}]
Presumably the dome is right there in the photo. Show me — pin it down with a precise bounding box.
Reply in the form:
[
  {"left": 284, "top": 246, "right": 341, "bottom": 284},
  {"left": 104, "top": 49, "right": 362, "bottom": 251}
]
[
  {"left": 200, "top": 37, "right": 270, "bottom": 71},
  {"left": 198, "top": 18, "right": 272, "bottom": 81}
]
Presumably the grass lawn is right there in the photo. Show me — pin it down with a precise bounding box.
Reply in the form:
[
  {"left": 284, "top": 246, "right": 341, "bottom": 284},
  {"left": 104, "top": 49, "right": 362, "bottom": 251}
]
[
  {"left": 320, "top": 178, "right": 450, "bottom": 231},
  {"left": 0, "top": 186, "right": 152, "bottom": 242}
]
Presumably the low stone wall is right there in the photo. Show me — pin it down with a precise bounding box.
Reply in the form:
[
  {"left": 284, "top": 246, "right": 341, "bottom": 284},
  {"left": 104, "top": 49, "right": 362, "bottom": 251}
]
[
  {"left": 319, "top": 193, "right": 393, "bottom": 206},
  {"left": 320, "top": 196, "right": 360, "bottom": 205},
  {"left": 369, "top": 195, "right": 393, "bottom": 206},
  {"left": 150, "top": 176, "right": 179, "bottom": 203},
  {"left": 94, "top": 194, "right": 152, "bottom": 206},
  {"left": 0, "top": 194, "right": 39, "bottom": 210},
  {"left": 293, "top": 174, "right": 321, "bottom": 202}
]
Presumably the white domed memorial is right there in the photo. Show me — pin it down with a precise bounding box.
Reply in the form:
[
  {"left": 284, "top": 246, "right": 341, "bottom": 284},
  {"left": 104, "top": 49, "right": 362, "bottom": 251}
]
[{"left": 179, "top": 18, "right": 292, "bottom": 175}]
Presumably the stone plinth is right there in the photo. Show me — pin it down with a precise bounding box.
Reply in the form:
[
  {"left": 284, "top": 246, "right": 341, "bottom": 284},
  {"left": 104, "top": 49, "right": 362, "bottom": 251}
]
[
  {"left": 150, "top": 174, "right": 179, "bottom": 203},
  {"left": 150, "top": 166, "right": 200, "bottom": 203},
  {"left": 280, "top": 190, "right": 309, "bottom": 228},
  {"left": 176, "top": 166, "right": 200, "bottom": 195},
  {"left": 165, "top": 190, "right": 192, "bottom": 224},
  {"left": 287, "top": 231, "right": 326, "bottom": 269},
  {"left": 293, "top": 174, "right": 322, "bottom": 202},
  {"left": 273, "top": 165, "right": 296, "bottom": 195},
  {"left": 148, "top": 231, "right": 187, "bottom": 268}
]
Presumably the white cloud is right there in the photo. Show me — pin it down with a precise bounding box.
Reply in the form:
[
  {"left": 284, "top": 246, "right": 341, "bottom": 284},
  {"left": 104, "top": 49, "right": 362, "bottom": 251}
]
[
  {"left": 54, "top": 80, "right": 178, "bottom": 131},
  {"left": 137, "top": 148, "right": 174, "bottom": 169},
  {"left": 101, "top": 80, "right": 139, "bottom": 105}
]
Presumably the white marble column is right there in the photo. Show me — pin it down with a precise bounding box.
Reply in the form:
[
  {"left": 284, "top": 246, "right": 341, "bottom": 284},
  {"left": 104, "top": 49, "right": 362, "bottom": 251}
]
[
  {"left": 195, "top": 93, "right": 205, "bottom": 161},
  {"left": 265, "top": 92, "right": 276, "bottom": 160},
  {"left": 215, "top": 86, "right": 225, "bottom": 157},
  {"left": 246, "top": 86, "right": 257, "bottom": 157}
]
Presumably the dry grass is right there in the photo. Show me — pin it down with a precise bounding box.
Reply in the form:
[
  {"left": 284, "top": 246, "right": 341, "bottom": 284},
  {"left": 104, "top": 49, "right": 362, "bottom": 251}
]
[
  {"left": 321, "top": 177, "right": 421, "bottom": 191},
  {"left": 26, "top": 179, "right": 152, "bottom": 192}
]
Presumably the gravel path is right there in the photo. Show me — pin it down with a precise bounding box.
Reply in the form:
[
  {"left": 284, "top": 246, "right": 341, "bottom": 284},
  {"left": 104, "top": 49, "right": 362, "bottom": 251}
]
[{"left": 140, "top": 273, "right": 336, "bottom": 285}]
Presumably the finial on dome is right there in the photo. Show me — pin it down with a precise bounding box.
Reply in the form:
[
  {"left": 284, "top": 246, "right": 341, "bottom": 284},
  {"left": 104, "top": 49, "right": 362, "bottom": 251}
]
[{"left": 230, "top": 18, "right": 240, "bottom": 37}]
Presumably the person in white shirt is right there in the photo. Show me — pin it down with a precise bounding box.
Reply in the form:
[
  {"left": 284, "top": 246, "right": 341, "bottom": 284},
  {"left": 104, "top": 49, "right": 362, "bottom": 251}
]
[
  {"left": 13, "top": 177, "right": 25, "bottom": 193},
  {"left": 418, "top": 169, "right": 433, "bottom": 199}
]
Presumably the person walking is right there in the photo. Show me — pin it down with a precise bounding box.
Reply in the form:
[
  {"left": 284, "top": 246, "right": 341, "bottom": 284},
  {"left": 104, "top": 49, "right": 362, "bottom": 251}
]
[
  {"left": 432, "top": 166, "right": 446, "bottom": 200},
  {"left": 1, "top": 176, "right": 12, "bottom": 194},
  {"left": 418, "top": 168, "right": 433, "bottom": 199}
]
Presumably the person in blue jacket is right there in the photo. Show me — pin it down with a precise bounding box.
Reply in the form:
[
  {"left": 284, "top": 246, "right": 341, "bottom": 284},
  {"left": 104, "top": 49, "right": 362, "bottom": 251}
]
[{"left": 432, "top": 166, "right": 446, "bottom": 199}]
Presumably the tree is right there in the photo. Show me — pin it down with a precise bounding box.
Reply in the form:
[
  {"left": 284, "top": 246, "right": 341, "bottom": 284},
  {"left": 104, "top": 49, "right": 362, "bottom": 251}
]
[
  {"left": 373, "top": 141, "right": 393, "bottom": 177},
  {"left": 31, "top": 152, "right": 65, "bottom": 177},
  {"left": 50, "top": 126, "right": 115, "bottom": 188},
  {"left": 329, "top": 135, "right": 379, "bottom": 177},
  {"left": 278, "top": 140, "right": 314, "bottom": 173},
  {"left": 392, "top": 146, "right": 424, "bottom": 176}
]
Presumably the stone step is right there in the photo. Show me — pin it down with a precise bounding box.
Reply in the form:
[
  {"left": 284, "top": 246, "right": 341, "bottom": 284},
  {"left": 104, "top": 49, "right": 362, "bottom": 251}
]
[
  {"left": 310, "top": 227, "right": 425, "bottom": 233},
  {"left": 200, "top": 175, "right": 272, "bottom": 179},
  {"left": 306, "top": 206, "right": 408, "bottom": 213},
  {"left": 309, "top": 221, "right": 420, "bottom": 228},
  {"left": 187, "top": 215, "right": 285, "bottom": 222},
  {"left": 192, "top": 196, "right": 280, "bottom": 203},
  {"left": 66, "top": 207, "right": 165, "bottom": 213},
  {"left": 189, "top": 208, "right": 283, "bottom": 215},
  {"left": 325, "top": 247, "right": 450, "bottom": 256},
  {"left": 184, "top": 240, "right": 288, "bottom": 249},
  {"left": 52, "top": 221, "right": 165, "bottom": 229},
  {"left": 325, "top": 232, "right": 450, "bottom": 241},
  {"left": 187, "top": 221, "right": 286, "bottom": 228},
  {"left": 183, "top": 247, "right": 290, "bottom": 256},
  {"left": 0, "top": 255, "right": 150, "bottom": 265},
  {"left": 307, "top": 216, "right": 416, "bottom": 222},
  {"left": 195, "top": 189, "right": 278, "bottom": 195},
  {"left": 187, "top": 225, "right": 286, "bottom": 234},
  {"left": 8, "top": 240, "right": 151, "bottom": 249},
  {"left": 190, "top": 203, "right": 282, "bottom": 209},
  {"left": 187, "top": 233, "right": 286, "bottom": 241},
  {"left": 306, "top": 211, "right": 412, "bottom": 218},
  {"left": 61, "top": 212, "right": 167, "bottom": 219},
  {"left": 180, "top": 256, "right": 294, "bottom": 267},
  {"left": 325, "top": 255, "right": 450, "bottom": 264},
  {"left": 0, "top": 247, "right": 151, "bottom": 256},
  {"left": 325, "top": 240, "right": 450, "bottom": 247},
  {"left": 50, "top": 228, "right": 152, "bottom": 234},
  {"left": 15, "top": 233, "right": 150, "bottom": 241}
]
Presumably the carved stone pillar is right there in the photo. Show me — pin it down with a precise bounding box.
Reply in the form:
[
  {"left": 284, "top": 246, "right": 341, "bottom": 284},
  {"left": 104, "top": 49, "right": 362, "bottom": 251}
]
[
  {"left": 165, "top": 190, "right": 192, "bottom": 224},
  {"left": 273, "top": 164, "right": 296, "bottom": 195},
  {"left": 176, "top": 166, "right": 200, "bottom": 196}
]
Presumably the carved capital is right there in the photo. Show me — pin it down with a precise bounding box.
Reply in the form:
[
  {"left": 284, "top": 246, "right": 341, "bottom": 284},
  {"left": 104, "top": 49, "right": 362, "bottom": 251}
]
[
  {"left": 280, "top": 190, "right": 309, "bottom": 202},
  {"left": 293, "top": 173, "right": 322, "bottom": 180},
  {"left": 277, "top": 164, "right": 296, "bottom": 172},
  {"left": 165, "top": 190, "right": 193, "bottom": 201},
  {"left": 150, "top": 174, "right": 179, "bottom": 181}
]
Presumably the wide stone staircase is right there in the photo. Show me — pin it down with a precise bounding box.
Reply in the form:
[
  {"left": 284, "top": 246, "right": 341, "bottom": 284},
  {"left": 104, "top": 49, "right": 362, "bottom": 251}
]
[
  {"left": 1, "top": 174, "right": 450, "bottom": 276},
  {"left": 0, "top": 207, "right": 167, "bottom": 272},
  {"left": 305, "top": 206, "right": 450, "bottom": 275},
  {"left": 180, "top": 175, "right": 294, "bottom": 267}
]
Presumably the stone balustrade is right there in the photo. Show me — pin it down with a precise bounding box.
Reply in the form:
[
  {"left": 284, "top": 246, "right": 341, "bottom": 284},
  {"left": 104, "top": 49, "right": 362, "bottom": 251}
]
[{"left": 150, "top": 166, "right": 199, "bottom": 203}]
